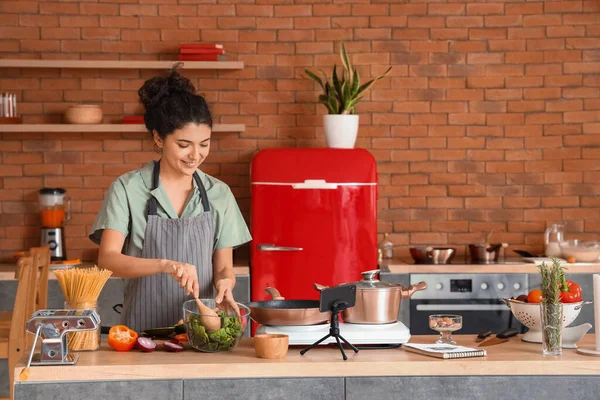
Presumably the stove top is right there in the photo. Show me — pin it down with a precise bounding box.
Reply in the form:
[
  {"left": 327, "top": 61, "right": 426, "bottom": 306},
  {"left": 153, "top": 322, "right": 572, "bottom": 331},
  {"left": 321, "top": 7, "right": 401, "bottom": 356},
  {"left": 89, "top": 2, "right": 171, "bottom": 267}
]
[{"left": 256, "top": 321, "right": 411, "bottom": 346}]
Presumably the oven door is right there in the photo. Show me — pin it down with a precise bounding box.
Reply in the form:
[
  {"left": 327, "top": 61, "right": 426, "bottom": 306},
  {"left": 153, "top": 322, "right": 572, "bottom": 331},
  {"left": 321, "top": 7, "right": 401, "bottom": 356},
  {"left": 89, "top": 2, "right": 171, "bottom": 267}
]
[{"left": 409, "top": 299, "right": 526, "bottom": 335}]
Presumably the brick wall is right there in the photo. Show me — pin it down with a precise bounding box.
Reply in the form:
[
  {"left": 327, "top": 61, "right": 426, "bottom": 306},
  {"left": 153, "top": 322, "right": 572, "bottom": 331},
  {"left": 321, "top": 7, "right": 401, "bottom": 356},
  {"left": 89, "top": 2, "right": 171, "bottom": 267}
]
[{"left": 0, "top": 0, "right": 599, "bottom": 262}]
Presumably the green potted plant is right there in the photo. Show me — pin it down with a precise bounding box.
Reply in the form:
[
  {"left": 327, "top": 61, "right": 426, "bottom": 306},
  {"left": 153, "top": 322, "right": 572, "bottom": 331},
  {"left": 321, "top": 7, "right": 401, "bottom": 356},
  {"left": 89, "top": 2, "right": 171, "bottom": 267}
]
[{"left": 305, "top": 42, "right": 392, "bottom": 148}]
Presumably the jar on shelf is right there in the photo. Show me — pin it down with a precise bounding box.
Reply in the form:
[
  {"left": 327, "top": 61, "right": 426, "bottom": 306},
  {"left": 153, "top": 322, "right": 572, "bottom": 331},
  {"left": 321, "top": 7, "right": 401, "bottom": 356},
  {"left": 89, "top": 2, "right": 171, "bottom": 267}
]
[
  {"left": 379, "top": 233, "right": 394, "bottom": 260},
  {"left": 544, "top": 223, "right": 565, "bottom": 258}
]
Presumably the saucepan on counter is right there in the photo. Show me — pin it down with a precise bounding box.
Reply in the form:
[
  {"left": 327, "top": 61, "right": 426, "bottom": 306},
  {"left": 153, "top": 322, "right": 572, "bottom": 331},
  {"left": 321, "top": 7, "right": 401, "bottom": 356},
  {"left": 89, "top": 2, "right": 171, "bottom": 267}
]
[
  {"left": 468, "top": 243, "right": 508, "bottom": 264},
  {"left": 410, "top": 246, "right": 456, "bottom": 264},
  {"left": 315, "top": 269, "right": 427, "bottom": 324},
  {"left": 245, "top": 287, "right": 331, "bottom": 326}
]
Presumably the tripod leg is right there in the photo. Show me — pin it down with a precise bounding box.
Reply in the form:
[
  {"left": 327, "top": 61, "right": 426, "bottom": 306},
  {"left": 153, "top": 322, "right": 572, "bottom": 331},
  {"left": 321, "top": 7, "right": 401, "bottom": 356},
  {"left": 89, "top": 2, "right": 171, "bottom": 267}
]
[
  {"left": 337, "top": 334, "right": 359, "bottom": 353},
  {"left": 334, "top": 336, "right": 348, "bottom": 361},
  {"left": 300, "top": 333, "right": 332, "bottom": 356}
]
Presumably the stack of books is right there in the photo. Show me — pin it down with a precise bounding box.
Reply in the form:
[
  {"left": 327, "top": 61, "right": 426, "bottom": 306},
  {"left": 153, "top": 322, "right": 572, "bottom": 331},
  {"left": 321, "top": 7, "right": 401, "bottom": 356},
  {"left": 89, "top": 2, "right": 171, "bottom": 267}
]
[{"left": 178, "top": 43, "right": 226, "bottom": 62}]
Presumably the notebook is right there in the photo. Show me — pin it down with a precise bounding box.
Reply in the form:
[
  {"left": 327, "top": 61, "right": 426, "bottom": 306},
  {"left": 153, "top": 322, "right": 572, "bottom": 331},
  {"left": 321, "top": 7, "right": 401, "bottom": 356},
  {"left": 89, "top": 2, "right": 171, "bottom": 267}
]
[{"left": 404, "top": 343, "right": 487, "bottom": 359}]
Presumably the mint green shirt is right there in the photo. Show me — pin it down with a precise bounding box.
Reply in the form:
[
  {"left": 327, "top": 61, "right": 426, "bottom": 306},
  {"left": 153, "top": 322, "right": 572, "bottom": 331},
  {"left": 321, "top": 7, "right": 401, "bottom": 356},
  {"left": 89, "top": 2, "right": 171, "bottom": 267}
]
[{"left": 89, "top": 161, "right": 252, "bottom": 257}]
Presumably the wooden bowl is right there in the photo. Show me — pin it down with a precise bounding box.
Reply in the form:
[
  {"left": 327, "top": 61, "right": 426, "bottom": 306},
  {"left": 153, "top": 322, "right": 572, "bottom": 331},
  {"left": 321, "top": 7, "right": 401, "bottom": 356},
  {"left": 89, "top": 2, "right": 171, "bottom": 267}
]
[
  {"left": 254, "top": 334, "right": 289, "bottom": 359},
  {"left": 64, "top": 105, "right": 103, "bottom": 124}
]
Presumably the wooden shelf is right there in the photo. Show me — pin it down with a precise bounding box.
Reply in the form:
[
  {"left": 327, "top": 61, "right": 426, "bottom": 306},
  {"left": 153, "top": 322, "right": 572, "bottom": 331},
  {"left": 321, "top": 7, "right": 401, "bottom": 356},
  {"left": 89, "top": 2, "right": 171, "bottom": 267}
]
[
  {"left": 0, "top": 59, "right": 244, "bottom": 70},
  {"left": 0, "top": 124, "right": 245, "bottom": 133}
]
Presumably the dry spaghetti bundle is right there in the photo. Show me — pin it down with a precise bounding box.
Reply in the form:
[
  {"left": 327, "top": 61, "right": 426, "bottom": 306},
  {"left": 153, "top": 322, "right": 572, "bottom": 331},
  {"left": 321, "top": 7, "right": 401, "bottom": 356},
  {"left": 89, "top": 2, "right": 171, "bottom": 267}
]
[{"left": 55, "top": 266, "right": 112, "bottom": 351}]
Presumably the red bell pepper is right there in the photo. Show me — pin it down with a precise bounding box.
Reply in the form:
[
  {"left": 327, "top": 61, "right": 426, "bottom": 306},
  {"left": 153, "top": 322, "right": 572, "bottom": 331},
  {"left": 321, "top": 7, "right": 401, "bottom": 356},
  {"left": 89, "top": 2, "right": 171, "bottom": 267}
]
[{"left": 559, "top": 275, "right": 582, "bottom": 303}]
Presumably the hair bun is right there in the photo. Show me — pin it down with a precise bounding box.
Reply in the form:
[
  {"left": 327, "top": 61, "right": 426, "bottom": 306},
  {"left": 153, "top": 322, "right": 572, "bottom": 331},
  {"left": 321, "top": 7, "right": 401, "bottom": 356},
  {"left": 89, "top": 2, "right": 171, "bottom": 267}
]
[{"left": 138, "top": 63, "right": 197, "bottom": 109}]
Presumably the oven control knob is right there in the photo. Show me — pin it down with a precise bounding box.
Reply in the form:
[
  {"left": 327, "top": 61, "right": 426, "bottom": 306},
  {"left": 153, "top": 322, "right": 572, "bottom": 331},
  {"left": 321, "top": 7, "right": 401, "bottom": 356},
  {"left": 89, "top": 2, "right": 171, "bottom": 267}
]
[
  {"left": 497, "top": 283, "right": 505, "bottom": 290},
  {"left": 480, "top": 283, "right": 488, "bottom": 290},
  {"left": 513, "top": 283, "right": 521, "bottom": 290},
  {"left": 435, "top": 283, "right": 443, "bottom": 290}
]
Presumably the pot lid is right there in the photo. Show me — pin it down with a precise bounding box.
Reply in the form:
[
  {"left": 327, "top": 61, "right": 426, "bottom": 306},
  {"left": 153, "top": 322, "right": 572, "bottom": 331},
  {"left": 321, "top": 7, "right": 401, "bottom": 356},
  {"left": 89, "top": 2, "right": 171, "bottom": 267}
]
[{"left": 353, "top": 269, "right": 399, "bottom": 290}]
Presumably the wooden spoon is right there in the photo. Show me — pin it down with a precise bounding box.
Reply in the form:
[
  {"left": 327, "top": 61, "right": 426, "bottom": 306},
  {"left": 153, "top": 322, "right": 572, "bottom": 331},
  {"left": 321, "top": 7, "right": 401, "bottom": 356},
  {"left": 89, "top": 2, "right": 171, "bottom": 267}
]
[{"left": 194, "top": 297, "right": 221, "bottom": 332}]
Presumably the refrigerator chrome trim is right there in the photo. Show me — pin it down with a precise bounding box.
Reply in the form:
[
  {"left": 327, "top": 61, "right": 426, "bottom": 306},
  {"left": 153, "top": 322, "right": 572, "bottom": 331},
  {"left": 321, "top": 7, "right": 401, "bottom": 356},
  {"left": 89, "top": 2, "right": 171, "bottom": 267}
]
[{"left": 252, "top": 181, "right": 377, "bottom": 187}]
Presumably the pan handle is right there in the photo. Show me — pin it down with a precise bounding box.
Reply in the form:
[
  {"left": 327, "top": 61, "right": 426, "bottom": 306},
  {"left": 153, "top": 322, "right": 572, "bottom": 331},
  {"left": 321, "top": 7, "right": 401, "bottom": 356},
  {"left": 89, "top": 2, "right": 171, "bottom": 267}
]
[{"left": 265, "top": 287, "right": 285, "bottom": 300}]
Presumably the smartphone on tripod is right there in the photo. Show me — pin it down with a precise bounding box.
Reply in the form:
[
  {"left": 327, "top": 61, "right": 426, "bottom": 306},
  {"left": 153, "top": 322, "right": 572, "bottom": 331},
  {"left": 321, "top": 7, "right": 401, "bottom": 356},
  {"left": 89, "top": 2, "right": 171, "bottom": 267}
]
[{"left": 319, "top": 284, "right": 356, "bottom": 312}]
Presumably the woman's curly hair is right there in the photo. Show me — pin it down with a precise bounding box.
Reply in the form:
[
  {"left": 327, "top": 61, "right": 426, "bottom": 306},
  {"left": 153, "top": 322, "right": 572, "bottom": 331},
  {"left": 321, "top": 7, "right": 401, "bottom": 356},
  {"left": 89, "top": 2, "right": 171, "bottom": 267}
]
[{"left": 138, "top": 63, "right": 213, "bottom": 139}]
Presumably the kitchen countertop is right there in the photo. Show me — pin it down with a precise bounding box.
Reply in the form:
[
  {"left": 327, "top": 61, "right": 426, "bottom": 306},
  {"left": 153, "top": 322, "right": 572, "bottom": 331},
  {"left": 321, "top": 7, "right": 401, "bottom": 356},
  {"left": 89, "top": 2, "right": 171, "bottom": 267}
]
[
  {"left": 383, "top": 258, "right": 600, "bottom": 274},
  {"left": 14, "top": 334, "right": 600, "bottom": 383},
  {"left": 0, "top": 263, "right": 249, "bottom": 280}
]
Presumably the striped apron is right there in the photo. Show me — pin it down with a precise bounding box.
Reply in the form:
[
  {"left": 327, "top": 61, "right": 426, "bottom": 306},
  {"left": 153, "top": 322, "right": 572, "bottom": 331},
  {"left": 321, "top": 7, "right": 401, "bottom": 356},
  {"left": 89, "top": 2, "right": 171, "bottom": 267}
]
[{"left": 122, "top": 160, "right": 215, "bottom": 333}]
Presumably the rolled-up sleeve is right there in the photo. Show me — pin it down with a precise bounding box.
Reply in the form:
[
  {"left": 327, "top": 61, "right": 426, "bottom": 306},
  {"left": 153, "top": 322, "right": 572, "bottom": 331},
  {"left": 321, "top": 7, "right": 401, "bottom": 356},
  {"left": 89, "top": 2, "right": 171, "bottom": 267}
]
[{"left": 89, "top": 179, "right": 130, "bottom": 245}]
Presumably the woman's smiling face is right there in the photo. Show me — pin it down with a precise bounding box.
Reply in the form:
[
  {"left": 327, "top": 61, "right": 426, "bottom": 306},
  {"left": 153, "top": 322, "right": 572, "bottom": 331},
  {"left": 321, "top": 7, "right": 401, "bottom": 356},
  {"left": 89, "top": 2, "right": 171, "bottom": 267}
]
[{"left": 153, "top": 123, "right": 211, "bottom": 177}]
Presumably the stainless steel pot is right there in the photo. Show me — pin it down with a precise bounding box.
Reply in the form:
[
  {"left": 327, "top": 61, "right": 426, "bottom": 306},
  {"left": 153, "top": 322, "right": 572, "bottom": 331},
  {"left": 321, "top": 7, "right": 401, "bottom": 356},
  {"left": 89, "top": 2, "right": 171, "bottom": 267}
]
[
  {"left": 468, "top": 243, "right": 508, "bottom": 264},
  {"left": 410, "top": 247, "right": 456, "bottom": 264},
  {"left": 316, "top": 270, "right": 427, "bottom": 324}
]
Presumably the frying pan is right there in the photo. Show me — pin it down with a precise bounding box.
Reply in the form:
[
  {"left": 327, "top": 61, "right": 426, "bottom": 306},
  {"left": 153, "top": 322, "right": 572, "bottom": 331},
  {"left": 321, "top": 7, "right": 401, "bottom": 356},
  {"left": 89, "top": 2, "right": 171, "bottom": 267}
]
[{"left": 245, "top": 287, "right": 331, "bottom": 326}]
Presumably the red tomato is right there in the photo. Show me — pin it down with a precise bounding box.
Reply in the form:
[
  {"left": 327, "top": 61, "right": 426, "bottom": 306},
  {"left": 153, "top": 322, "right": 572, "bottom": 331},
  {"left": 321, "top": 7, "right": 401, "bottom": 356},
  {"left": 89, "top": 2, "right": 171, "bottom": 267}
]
[{"left": 527, "top": 289, "right": 543, "bottom": 303}]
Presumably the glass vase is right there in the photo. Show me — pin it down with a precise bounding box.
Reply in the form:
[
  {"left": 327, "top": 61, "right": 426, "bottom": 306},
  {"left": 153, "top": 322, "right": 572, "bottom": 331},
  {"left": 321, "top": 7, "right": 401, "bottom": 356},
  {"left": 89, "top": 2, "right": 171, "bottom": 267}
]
[
  {"left": 65, "top": 301, "right": 101, "bottom": 351},
  {"left": 540, "top": 302, "right": 563, "bottom": 356}
]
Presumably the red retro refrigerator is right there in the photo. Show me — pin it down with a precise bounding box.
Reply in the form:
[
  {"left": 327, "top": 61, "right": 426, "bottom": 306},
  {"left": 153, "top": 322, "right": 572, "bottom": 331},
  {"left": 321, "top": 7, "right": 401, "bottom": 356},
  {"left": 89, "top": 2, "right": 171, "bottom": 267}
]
[{"left": 250, "top": 148, "right": 378, "bottom": 303}]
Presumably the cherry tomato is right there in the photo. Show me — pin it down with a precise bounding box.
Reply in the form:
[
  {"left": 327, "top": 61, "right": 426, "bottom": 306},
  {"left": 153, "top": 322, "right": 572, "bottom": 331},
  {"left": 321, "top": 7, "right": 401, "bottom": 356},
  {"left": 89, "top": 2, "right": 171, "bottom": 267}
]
[{"left": 527, "top": 289, "right": 543, "bottom": 303}]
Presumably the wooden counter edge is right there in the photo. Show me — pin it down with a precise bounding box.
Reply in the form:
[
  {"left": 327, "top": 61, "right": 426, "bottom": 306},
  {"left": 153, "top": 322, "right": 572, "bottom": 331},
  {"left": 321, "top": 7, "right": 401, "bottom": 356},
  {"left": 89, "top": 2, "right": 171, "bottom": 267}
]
[
  {"left": 0, "top": 264, "right": 249, "bottom": 281},
  {"left": 14, "top": 335, "right": 600, "bottom": 383}
]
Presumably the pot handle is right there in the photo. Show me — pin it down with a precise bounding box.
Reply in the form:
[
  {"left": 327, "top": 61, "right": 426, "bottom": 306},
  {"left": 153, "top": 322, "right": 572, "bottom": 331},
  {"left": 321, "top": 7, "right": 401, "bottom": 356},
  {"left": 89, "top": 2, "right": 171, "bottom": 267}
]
[
  {"left": 313, "top": 283, "right": 329, "bottom": 292},
  {"left": 401, "top": 281, "right": 427, "bottom": 298},
  {"left": 265, "top": 287, "right": 285, "bottom": 300}
]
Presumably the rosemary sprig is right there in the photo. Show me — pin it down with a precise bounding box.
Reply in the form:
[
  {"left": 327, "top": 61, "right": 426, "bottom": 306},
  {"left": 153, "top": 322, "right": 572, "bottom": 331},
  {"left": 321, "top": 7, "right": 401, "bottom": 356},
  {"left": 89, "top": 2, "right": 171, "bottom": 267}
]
[{"left": 538, "top": 257, "right": 564, "bottom": 354}]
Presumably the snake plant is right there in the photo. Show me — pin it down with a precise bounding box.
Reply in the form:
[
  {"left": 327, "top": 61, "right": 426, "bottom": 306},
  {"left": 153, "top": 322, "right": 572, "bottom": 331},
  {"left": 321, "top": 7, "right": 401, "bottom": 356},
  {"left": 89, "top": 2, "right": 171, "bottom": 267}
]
[{"left": 305, "top": 43, "right": 392, "bottom": 115}]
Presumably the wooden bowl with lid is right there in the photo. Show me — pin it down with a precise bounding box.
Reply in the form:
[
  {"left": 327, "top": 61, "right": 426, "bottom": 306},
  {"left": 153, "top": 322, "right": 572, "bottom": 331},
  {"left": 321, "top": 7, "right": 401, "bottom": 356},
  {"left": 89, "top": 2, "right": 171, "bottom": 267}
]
[{"left": 64, "top": 105, "right": 103, "bottom": 124}]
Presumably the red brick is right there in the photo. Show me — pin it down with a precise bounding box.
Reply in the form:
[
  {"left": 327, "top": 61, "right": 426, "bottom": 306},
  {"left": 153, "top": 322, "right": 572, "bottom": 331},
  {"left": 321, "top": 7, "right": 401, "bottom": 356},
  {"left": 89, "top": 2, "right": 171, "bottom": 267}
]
[
  {"left": 469, "top": 28, "right": 507, "bottom": 40},
  {"left": 466, "top": 3, "right": 504, "bottom": 15},
  {"left": 487, "top": 113, "right": 525, "bottom": 125},
  {"left": 506, "top": 3, "right": 544, "bottom": 14},
  {"left": 523, "top": 15, "right": 562, "bottom": 26},
  {"left": 447, "top": 17, "right": 483, "bottom": 28},
  {"left": 506, "top": 52, "right": 544, "bottom": 64},
  {"left": 508, "top": 100, "right": 545, "bottom": 112},
  {"left": 486, "top": 16, "right": 523, "bottom": 27},
  {"left": 547, "top": 26, "right": 586, "bottom": 37},
  {"left": 508, "top": 27, "right": 545, "bottom": 39}
]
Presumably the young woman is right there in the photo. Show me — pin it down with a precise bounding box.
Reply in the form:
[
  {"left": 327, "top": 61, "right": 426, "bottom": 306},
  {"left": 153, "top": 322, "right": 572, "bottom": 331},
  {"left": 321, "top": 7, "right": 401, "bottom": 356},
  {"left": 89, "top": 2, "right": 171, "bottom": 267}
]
[{"left": 89, "top": 67, "right": 251, "bottom": 332}]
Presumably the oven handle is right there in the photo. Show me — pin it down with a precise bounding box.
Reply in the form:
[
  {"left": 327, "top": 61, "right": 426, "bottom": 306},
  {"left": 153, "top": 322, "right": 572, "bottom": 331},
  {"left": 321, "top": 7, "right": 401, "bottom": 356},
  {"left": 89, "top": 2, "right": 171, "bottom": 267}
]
[{"left": 416, "top": 304, "right": 508, "bottom": 311}]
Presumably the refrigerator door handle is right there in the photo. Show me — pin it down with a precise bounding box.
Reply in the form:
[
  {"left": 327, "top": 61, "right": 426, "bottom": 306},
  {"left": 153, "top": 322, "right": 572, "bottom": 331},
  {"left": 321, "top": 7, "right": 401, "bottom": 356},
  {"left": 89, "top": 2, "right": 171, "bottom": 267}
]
[{"left": 258, "top": 244, "right": 304, "bottom": 252}]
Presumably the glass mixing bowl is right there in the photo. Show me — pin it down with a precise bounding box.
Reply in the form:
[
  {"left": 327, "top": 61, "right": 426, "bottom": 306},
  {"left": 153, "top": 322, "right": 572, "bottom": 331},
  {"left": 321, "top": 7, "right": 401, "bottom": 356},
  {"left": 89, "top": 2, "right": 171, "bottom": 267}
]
[{"left": 182, "top": 299, "right": 250, "bottom": 353}]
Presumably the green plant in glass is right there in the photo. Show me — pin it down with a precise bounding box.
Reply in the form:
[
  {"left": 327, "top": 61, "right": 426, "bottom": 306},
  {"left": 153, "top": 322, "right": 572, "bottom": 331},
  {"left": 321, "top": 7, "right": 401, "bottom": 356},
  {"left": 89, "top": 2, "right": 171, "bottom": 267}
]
[
  {"left": 538, "top": 258, "right": 564, "bottom": 355},
  {"left": 305, "top": 42, "right": 392, "bottom": 115}
]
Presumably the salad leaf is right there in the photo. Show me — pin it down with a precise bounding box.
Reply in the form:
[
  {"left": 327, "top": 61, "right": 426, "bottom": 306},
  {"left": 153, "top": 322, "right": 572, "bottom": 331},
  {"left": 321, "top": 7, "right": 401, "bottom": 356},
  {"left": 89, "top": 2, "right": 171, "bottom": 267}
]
[{"left": 187, "top": 312, "right": 244, "bottom": 352}]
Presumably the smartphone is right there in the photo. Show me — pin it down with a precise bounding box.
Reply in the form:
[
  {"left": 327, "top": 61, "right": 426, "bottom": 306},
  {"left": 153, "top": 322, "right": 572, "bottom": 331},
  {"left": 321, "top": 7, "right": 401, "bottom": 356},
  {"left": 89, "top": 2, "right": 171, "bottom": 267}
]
[{"left": 319, "top": 284, "right": 356, "bottom": 312}]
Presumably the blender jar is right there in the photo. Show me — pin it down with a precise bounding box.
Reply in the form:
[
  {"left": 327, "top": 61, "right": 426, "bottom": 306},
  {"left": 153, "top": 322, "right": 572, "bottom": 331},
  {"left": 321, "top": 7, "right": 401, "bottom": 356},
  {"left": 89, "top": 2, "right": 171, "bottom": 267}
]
[{"left": 39, "top": 188, "right": 71, "bottom": 228}]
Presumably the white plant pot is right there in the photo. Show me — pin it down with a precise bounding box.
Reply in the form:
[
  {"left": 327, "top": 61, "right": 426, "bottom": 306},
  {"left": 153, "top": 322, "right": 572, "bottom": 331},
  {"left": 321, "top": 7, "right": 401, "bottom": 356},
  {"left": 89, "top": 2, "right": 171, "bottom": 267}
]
[{"left": 323, "top": 114, "right": 359, "bottom": 149}]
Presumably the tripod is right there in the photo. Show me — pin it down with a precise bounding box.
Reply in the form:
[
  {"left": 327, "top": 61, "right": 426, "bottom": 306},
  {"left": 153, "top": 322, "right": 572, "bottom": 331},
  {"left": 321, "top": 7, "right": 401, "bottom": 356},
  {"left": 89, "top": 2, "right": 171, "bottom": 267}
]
[{"left": 300, "top": 300, "right": 359, "bottom": 361}]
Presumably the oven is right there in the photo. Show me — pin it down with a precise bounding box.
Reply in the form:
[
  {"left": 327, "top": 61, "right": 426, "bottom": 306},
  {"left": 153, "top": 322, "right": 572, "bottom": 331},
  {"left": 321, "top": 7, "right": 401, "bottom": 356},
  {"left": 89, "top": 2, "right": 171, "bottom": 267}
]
[{"left": 409, "top": 274, "right": 529, "bottom": 335}]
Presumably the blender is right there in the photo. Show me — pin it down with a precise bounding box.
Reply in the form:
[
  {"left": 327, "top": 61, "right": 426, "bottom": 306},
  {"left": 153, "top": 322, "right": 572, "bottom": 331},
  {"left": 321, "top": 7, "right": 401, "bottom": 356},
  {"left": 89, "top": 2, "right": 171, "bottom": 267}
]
[{"left": 39, "top": 188, "right": 71, "bottom": 261}]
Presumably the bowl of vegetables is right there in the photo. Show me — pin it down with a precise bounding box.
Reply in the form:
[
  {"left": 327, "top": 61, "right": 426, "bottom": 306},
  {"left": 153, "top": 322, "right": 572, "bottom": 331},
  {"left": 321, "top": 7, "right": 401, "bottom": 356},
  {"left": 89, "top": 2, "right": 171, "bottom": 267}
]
[{"left": 182, "top": 299, "right": 249, "bottom": 353}]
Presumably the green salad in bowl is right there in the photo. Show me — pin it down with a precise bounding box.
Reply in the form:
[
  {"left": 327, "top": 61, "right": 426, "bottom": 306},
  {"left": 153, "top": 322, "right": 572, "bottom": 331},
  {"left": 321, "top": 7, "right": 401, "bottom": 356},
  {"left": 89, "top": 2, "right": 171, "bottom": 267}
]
[{"left": 182, "top": 299, "right": 249, "bottom": 352}]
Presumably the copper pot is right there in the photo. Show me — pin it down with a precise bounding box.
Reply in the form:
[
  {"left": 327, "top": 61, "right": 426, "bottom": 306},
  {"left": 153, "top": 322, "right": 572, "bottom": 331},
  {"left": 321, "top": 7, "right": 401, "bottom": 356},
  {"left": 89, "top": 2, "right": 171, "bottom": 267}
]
[{"left": 316, "top": 270, "right": 427, "bottom": 324}]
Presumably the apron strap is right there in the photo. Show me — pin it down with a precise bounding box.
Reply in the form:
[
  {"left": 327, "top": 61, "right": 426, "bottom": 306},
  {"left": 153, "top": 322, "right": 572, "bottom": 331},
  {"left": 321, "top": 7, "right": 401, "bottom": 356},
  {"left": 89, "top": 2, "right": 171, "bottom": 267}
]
[
  {"left": 147, "top": 160, "right": 211, "bottom": 216},
  {"left": 193, "top": 171, "right": 211, "bottom": 212},
  {"left": 147, "top": 160, "right": 161, "bottom": 216}
]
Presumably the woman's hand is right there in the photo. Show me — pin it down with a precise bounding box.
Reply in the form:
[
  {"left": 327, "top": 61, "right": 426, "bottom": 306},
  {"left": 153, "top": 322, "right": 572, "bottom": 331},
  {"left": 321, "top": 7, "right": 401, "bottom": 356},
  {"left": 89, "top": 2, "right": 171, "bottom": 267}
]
[
  {"left": 215, "top": 278, "right": 240, "bottom": 316},
  {"left": 161, "top": 260, "right": 199, "bottom": 298}
]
